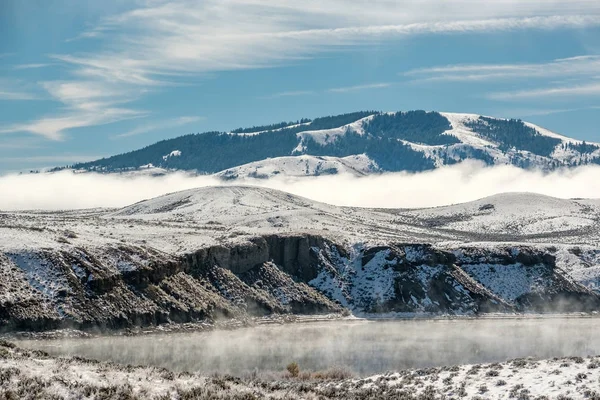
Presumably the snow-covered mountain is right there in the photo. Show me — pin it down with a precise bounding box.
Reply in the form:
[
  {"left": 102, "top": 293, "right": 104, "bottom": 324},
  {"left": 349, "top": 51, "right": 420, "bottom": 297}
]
[
  {"left": 68, "top": 110, "right": 600, "bottom": 178},
  {"left": 2, "top": 186, "right": 600, "bottom": 332}
]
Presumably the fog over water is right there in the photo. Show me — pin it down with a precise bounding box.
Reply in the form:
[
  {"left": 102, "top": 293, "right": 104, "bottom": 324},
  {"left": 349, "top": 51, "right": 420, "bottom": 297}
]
[{"left": 18, "top": 318, "right": 600, "bottom": 376}]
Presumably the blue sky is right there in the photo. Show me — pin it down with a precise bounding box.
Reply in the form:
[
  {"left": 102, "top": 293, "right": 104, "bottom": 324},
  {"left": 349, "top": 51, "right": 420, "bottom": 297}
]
[{"left": 1, "top": 0, "right": 600, "bottom": 172}]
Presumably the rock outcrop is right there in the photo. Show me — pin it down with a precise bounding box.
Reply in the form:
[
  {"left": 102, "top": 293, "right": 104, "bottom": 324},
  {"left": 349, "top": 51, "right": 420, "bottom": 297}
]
[{"left": 1, "top": 235, "right": 599, "bottom": 333}]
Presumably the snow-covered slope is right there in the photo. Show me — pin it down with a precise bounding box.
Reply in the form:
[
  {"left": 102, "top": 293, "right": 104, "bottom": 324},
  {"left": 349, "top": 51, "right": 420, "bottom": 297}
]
[
  {"left": 406, "top": 192, "right": 600, "bottom": 236},
  {"left": 216, "top": 154, "right": 379, "bottom": 180},
  {"left": 213, "top": 112, "right": 600, "bottom": 177},
  {"left": 71, "top": 110, "right": 600, "bottom": 177},
  {"left": 3, "top": 186, "right": 600, "bottom": 254},
  {"left": 2, "top": 187, "right": 600, "bottom": 332},
  {"left": 295, "top": 114, "right": 373, "bottom": 147}
]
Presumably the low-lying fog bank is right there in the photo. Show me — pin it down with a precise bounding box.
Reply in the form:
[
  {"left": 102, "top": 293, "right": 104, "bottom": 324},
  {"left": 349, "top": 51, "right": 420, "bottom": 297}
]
[
  {"left": 17, "top": 318, "right": 600, "bottom": 376},
  {"left": 3, "top": 162, "right": 600, "bottom": 210},
  {"left": 2, "top": 339, "right": 600, "bottom": 400}
]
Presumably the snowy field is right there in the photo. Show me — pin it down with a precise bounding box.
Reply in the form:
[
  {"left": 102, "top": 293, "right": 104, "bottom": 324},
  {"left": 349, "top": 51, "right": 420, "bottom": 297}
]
[
  {"left": 3, "top": 335, "right": 600, "bottom": 399},
  {"left": 2, "top": 187, "right": 600, "bottom": 255}
]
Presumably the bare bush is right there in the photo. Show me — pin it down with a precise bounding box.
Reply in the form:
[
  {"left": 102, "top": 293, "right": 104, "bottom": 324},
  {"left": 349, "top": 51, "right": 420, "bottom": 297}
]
[{"left": 286, "top": 362, "right": 300, "bottom": 378}]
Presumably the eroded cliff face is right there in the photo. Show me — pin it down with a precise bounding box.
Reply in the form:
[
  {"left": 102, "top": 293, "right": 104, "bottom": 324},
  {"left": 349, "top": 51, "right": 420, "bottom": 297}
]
[
  {"left": 0, "top": 235, "right": 342, "bottom": 333},
  {"left": 308, "top": 242, "right": 600, "bottom": 315},
  {"left": 1, "top": 236, "right": 599, "bottom": 333}
]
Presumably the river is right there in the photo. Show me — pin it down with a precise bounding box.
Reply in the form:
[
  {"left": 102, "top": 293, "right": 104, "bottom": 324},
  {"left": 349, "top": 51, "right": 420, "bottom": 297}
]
[{"left": 17, "top": 317, "right": 600, "bottom": 376}]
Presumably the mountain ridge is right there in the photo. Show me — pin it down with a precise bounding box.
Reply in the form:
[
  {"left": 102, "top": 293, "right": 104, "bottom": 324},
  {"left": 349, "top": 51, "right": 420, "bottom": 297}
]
[{"left": 64, "top": 110, "right": 600, "bottom": 178}]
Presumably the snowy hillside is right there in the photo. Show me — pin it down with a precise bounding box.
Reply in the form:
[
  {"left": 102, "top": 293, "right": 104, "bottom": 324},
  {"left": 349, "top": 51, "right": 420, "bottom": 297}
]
[
  {"left": 216, "top": 154, "right": 379, "bottom": 180},
  {"left": 2, "top": 186, "right": 600, "bottom": 332},
  {"left": 405, "top": 192, "right": 600, "bottom": 236},
  {"left": 69, "top": 110, "right": 600, "bottom": 177}
]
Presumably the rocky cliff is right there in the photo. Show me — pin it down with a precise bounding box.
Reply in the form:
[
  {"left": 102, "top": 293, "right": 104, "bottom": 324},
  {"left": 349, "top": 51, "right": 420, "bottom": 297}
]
[{"left": 2, "top": 234, "right": 599, "bottom": 333}]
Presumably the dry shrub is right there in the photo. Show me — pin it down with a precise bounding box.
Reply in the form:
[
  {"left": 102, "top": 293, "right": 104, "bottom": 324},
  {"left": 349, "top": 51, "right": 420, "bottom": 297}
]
[{"left": 286, "top": 362, "right": 300, "bottom": 378}]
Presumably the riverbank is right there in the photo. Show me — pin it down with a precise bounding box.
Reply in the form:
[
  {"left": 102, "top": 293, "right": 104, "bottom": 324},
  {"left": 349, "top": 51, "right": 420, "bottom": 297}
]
[
  {"left": 0, "top": 340, "right": 598, "bottom": 399},
  {"left": 6, "top": 310, "right": 600, "bottom": 341}
]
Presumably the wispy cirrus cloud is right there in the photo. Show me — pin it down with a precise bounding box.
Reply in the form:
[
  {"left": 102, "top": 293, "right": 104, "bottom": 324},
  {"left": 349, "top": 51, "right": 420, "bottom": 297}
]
[
  {"left": 9, "top": 0, "right": 600, "bottom": 141},
  {"left": 327, "top": 82, "right": 391, "bottom": 93},
  {"left": 1, "top": 80, "right": 148, "bottom": 140},
  {"left": 13, "top": 63, "right": 53, "bottom": 70},
  {"left": 502, "top": 105, "right": 600, "bottom": 118},
  {"left": 262, "top": 82, "right": 390, "bottom": 99},
  {"left": 489, "top": 82, "right": 600, "bottom": 100},
  {"left": 0, "top": 90, "right": 39, "bottom": 101},
  {"left": 0, "top": 109, "right": 147, "bottom": 141},
  {"left": 0, "top": 79, "right": 42, "bottom": 101},
  {"left": 61, "top": 1, "right": 600, "bottom": 87},
  {"left": 114, "top": 116, "right": 204, "bottom": 138},
  {"left": 259, "top": 91, "right": 315, "bottom": 100},
  {"left": 405, "top": 55, "right": 600, "bottom": 82},
  {"left": 405, "top": 54, "right": 600, "bottom": 101}
]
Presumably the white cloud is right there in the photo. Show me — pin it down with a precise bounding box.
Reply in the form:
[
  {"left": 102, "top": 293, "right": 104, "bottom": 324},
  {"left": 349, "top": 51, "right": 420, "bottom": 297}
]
[
  {"left": 9, "top": 0, "right": 600, "bottom": 139},
  {"left": 500, "top": 105, "right": 600, "bottom": 118},
  {"left": 405, "top": 55, "right": 600, "bottom": 101},
  {"left": 259, "top": 91, "right": 315, "bottom": 99},
  {"left": 489, "top": 82, "right": 600, "bottom": 100},
  {"left": 13, "top": 63, "right": 53, "bottom": 70},
  {"left": 327, "top": 83, "right": 391, "bottom": 93},
  {"left": 0, "top": 91, "right": 39, "bottom": 101},
  {"left": 1, "top": 80, "right": 148, "bottom": 140},
  {"left": 64, "top": 2, "right": 600, "bottom": 86},
  {"left": 406, "top": 55, "right": 600, "bottom": 82},
  {"left": 115, "top": 116, "right": 203, "bottom": 138},
  {"left": 0, "top": 79, "right": 41, "bottom": 101},
  {"left": 0, "top": 109, "right": 146, "bottom": 141},
  {"left": 3, "top": 162, "right": 600, "bottom": 211}
]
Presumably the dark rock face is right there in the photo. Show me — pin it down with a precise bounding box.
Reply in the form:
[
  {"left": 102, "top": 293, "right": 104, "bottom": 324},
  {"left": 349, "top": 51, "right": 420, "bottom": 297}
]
[
  {"left": 308, "top": 243, "right": 600, "bottom": 316},
  {"left": 262, "top": 234, "right": 332, "bottom": 281},
  {"left": 0, "top": 235, "right": 343, "bottom": 333},
  {"left": 1, "top": 237, "right": 599, "bottom": 333}
]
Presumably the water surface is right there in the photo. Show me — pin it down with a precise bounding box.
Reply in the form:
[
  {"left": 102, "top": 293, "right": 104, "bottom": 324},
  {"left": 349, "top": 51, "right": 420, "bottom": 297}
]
[{"left": 18, "top": 317, "right": 600, "bottom": 376}]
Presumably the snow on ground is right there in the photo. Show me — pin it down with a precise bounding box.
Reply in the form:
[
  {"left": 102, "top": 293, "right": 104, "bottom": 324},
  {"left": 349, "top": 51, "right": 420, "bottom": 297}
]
[
  {"left": 407, "top": 192, "right": 599, "bottom": 236},
  {"left": 309, "top": 246, "right": 399, "bottom": 312},
  {"left": 295, "top": 115, "right": 375, "bottom": 147},
  {"left": 216, "top": 154, "right": 379, "bottom": 179},
  {"left": 1, "top": 187, "right": 600, "bottom": 256},
  {"left": 439, "top": 112, "right": 498, "bottom": 148},
  {"left": 523, "top": 121, "right": 586, "bottom": 143},
  {"left": 2, "top": 187, "right": 600, "bottom": 298},
  {"left": 461, "top": 263, "right": 546, "bottom": 302},
  {"left": 555, "top": 247, "right": 600, "bottom": 292},
  {"left": 162, "top": 150, "right": 182, "bottom": 161},
  {"left": 2, "top": 340, "right": 600, "bottom": 399},
  {"left": 334, "top": 355, "right": 600, "bottom": 399},
  {"left": 230, "top": 121, "right": 312, "bottom": 136}
]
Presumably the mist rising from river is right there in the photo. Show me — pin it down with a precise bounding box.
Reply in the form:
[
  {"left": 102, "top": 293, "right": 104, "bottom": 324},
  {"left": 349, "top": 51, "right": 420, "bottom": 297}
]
[{"left": 18, "top": 318, "right": 600, "bottom": 376}]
